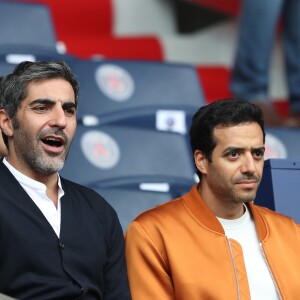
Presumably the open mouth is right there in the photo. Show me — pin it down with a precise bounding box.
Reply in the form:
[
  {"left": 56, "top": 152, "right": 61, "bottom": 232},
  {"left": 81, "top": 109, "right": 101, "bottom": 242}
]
[{"left": 42, "top": 137, "right": 64, "bottom": 148}]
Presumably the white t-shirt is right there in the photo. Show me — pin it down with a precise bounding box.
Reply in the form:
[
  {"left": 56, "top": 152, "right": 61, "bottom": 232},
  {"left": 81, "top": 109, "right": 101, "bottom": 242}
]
[{"left": 218, "top": 205, "right": 280, "bottom": 300}]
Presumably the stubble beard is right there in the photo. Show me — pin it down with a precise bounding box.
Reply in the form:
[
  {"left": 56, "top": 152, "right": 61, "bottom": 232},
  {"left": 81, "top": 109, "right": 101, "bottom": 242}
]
[
  {"left": 28, "top": 146, "right": 67, "bottom": 176},
  {"left": 13, "top": 118, "right": 71, "bottom": 176},
  {"left": 232, "top": 185, "right": 259, "bottom": 203}
]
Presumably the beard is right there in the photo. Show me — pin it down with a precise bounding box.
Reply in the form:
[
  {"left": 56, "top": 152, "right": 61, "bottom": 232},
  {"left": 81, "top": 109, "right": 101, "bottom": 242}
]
[
  {"left": 206, "top": 165, "right": 261, "bottom": 205},
  {"left": 232, "top": 187, "right": 258, "bottom": 203},
  {"left": 232, "top": 174, "right": 261, "bottom": 203},
  {"left": 12, "top": 117, "right": 71, "bottom": 176}
]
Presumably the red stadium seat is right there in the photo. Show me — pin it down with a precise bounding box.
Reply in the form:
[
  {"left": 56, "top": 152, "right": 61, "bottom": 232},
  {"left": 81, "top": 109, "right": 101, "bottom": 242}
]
[{"left": 16, "top": 0, "right": 164, "bottom": 60}]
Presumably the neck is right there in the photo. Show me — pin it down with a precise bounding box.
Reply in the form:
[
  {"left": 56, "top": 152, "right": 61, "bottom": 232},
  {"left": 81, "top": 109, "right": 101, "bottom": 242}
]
[{"left": 197, "top": 184, "right": 246, "bottom": 220}]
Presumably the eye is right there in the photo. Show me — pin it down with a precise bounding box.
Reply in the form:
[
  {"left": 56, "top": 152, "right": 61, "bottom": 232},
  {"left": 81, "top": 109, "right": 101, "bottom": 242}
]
[
  {"left": 63, "top": 104, "right": 77, "bottom": 116},
  {"left": 33, "top": 105, "right": 48, "bottom": 112},
  {"left": 64, "top": 107, "right": 76, "bottom": 116},
  {"left": 226, "top": 151, "right": 240, "bottom": 159},
  {"left": 253, "top": 149, "right": 264, "bottom": 159}
]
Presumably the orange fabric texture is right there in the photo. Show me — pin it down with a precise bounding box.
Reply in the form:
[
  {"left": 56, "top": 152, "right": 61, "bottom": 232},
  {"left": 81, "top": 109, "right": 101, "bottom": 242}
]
[{"left": 125, "top": 184, "right": 300, "bottom": 300}]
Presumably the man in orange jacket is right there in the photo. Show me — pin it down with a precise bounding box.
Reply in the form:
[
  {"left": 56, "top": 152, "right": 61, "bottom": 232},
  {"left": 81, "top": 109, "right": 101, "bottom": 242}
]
[{"left": 125, "top": 98, "right": 300, "bottom": 299}]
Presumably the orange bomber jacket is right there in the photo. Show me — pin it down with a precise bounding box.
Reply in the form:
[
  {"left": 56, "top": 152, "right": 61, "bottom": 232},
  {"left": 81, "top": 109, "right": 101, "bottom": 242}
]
[{"left": 125, "top": 184, "right": 300, "bottom": 300}]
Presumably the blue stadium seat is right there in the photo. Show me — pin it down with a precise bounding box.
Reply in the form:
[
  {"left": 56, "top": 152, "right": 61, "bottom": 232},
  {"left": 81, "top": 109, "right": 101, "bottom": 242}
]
[
  {"left": 0, "top": 59, "right": 15, "bottom": 78},
  {"left": 255, "top": 158, "right": 300, "bottom": 223},
  {"left": 69, "top": 60, "right": 204, "bottom": 134},
  {"left": 60, "top": 124, "right": 196, "bottom": 197},
  {"left": 93, "top": 187, "right": 174, "bottom": 232},
  {"left": 0, "top": 47, "right": 77, "bottom": 77},
  {"left": 265, "top": 127, "right": 300, "bottom": 159},
  {"left": 0, "top": 1, "right": 57, "bottom": 52}
]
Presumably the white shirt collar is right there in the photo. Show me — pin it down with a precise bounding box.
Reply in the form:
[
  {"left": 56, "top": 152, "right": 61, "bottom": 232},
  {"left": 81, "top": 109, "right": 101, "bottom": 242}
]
[
  {"left": 3, "top": 157, "right": 64, "bottom": 196},
  {"left": 217, "top": 203, "right": 250, "bottom": 229}
]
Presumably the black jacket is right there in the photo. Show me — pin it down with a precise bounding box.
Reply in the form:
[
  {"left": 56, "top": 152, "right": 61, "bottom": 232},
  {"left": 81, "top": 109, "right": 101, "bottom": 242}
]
[{"left": 0, "top": 160, "right": 131, "bottom": 300}]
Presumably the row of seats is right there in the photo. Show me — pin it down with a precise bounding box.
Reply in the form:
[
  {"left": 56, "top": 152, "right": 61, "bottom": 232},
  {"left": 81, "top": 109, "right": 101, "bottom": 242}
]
[
  {"left": 60, "top": 124, "right": 197, "bottom": 231},
  {"left": 0, "top": 56, "right": 203, "bottom": 230},
  {"left": 1, "top": 0, "right": 300, "bottom": 230},
  {"left": 11, "top": 0, "right": 165, "bottom": 60},
  {"left": 0, "top": 0, "right": 203, "bottom": 230},
  {"left": 2, "top": 0, "right": 290, "bottom": 105}
]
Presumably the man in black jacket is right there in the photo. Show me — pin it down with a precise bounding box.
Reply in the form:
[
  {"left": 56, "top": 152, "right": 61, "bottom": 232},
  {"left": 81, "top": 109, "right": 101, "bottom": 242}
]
[{"left": 0, "top": 60, "right": 131, "bottom": 299}]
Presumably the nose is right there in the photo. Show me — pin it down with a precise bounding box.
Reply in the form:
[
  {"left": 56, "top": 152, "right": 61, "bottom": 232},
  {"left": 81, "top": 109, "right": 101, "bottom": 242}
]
[
  {"left": 240, "top": 155, "right": 256, "bottom": 174},
  {"left": 48, "top": 106, "right": 67, "bottom": 129}
]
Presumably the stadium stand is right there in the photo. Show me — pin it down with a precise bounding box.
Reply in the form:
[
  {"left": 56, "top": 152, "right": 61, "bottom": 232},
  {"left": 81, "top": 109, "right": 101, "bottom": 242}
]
[
  {"left": 15, "top": 0, "right": 165, "bottom": 60},
  {"left": 1, "top": 0, "right": 300, "bottom": 220},
  {"left": 60, "top": 124, "right": 196, "bottom": 195},
  {"left": 69, "top": 59, "right": 204, "bottom": 130}
]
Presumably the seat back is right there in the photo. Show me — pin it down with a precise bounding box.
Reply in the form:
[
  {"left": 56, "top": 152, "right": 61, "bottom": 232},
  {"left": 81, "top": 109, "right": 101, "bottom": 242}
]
[
  {"left": 255, "top": 159, "right": 300, "bottom": 223},
  {"left": 71, "top": 60, "right": 204, "bottom": 133},
  {"left": 264, "top": 128, "right": 300, "bottom": 160},
  {"left": 60, "top": 124, "right": 196, "bottom": 195},
  {"left": 0, "top": 47, "right": 76, "bottom": 78},
  {"left": 0, "top": 1, "right": 57, "bottom": 51},
  {"left": 94, "top": 187, "right": 173, "bottom": 232}
]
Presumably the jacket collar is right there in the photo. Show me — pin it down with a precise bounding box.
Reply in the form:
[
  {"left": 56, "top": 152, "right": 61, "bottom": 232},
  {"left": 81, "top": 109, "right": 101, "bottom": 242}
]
[{"left": 182, "top": 184, "right": 268, "bottom": 241}]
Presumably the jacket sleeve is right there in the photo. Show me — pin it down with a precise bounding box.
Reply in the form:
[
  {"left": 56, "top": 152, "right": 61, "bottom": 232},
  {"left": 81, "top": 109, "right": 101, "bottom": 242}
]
[
  {"left": 125, "top": 221, "right": 175, "bottom": 300},
  {"left": 104, "top": 209, "right": 131, "bottom": 300}
]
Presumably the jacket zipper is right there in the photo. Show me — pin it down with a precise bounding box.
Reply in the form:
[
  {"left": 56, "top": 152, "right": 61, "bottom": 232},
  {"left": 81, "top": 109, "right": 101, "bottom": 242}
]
[
  {"left": 227, "top": 237, "right": 241, "bottom": 300},
  {"left": 259, "top": 243, "right": 283, "bottom": 300}
]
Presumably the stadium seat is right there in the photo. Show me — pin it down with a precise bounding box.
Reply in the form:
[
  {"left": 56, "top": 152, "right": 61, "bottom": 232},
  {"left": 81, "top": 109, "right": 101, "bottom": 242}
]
[
  {"left": 255, "top": 158, "right": 300, "bottom": 223},
  {"left": 196, "top": 66, "right": 233, "bottom": 103},
  {"left": 60, "top": 124, "right": 196, "bottom": 196},
  {"left": 0, "top": 46, "right": 77, "bottom": 77},
  {"left": 0, "top": 0, "right": 57, "bottom": 52},
  {"left": 70, "top": 60, "right": 204, "bottom": 133},
  {"left": 15, "top": 0, "right": 164, "bottom": 60},
  {"left": 264, "top": 128, "right": 300, "bottom": 160},
  {"left": 94, "top": 187, "right": 174, "bottom": 232},
  {"left": 69, "top": 36, "right": 164, "bottom": 61},
  {"left": 0, "top": 59, "right": 15, "bottom": 78}
]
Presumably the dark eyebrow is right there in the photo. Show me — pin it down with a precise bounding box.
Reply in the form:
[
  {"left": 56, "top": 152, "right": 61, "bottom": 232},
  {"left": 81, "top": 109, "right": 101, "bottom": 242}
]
[
  {"left": 222, "top": 146, "right": 265, "bottom": 155},
  {"left": 62, "top": 102, "right": 78, "bottom": 110},
  {"left": 29, "top": 98, "right": 56, "bottom": 106},
  {"left": 221, "top": 147, "right": 243, "bottom": 155},
  {"left": 253, "top": 146, "right": 265, "bottom": 153},
  {"left": 29, "top": 98, "right": 77, "bottom": 109}
]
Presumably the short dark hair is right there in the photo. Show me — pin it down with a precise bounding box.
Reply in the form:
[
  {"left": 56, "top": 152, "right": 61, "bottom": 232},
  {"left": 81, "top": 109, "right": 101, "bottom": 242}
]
[
  {"left": 0, "top": 60, "right": 79, "bottom": 148},
  {"left": 189, "top": 98, "right": 265, "bottom": 179}
]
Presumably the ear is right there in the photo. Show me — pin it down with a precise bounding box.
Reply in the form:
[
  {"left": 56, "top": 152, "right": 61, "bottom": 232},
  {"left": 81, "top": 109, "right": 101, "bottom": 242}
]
[
  {"left": 0, "top": 109, "right": 14, "bottom": 138},
  {"left": 194, "top": 150, "right": 208, "bottom": 175}
]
